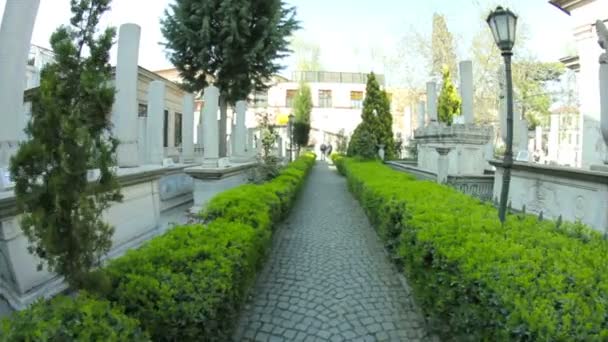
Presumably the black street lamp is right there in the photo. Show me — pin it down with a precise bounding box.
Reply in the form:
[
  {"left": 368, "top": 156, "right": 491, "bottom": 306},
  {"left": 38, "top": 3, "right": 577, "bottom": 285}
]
[
  {"left": 288, "top": 113, "right": 295, "bottom": 162},
  {"left": 487, "top": 5, "right": 517, "bottom": 223}
]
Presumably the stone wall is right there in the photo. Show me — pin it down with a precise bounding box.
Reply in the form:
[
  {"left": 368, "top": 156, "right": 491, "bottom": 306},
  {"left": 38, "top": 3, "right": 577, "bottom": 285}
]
[
  {"left": 0, "top": 166, "right": 193, "bottom": 310},
  {"left": 491, "top": 160, "right": 608, "bottom": 234}
]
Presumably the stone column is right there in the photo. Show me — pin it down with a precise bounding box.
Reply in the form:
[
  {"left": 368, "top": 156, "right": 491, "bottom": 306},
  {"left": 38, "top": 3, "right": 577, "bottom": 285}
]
[
  {"left": 417, "top": 101, "right": 426, "bottom": 129},
  {"left": 230, "top": 100, "right": 248, "bottom": 162},
  {"left": 202, "top": 86, "right": 220, "bottom": 166},
  {"left": 277, "top": 136, "right": 283, "bottom": 158},
  {"left": 0, "top": 0, "right": 41, "bottom": 182},
  {"left": 548, "top": 113, "right": 560, "bottom": 163},
  {"left": 426, "top": 81, "right": 438, "bottom": 123},
  {"left": 600, "top": 62, "right": 608, "bottom": 164},
  {"left": 247, "top": 127, "right": 255, "bottom": 156},
  {"left": 535, "top": 126, "right": 543, "bottom": 152},
  {"left": 181, "top": 94, "right": 195, "bottom": 163},
  {"left": 146, "top": 81, "right": 165, "bottom": 164},
  {"left": 113, "top": 23, "right": 141, "bottom": 167},
  {"left": 436, "top": 147, "right": 451, "bottom": 184},
  {"left": 459, "top": 60, "right": 474, "bottom": 124},
  {"left": 404, "top": 107, "right": 412, "bottom": 140}
]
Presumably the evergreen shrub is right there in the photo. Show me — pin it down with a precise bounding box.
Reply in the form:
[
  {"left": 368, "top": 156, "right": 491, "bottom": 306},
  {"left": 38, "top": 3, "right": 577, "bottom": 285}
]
[{"left": 335, "top": 158, "right": 608, "bottom": 341}]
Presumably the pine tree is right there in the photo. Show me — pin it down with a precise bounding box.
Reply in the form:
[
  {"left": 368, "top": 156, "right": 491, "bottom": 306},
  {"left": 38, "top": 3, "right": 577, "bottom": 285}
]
[
  {"left": 293, "top": 83, "right": 312, "bottom": 152},
  {"left": 347, "top": 72, "right": 395, "bottom": 159},
  {"left": 437, "top": 66, "right": 461, "bottom": 126},
  {"left": 161, "top": 0, "right": 299, "bottom": 157},
  {"left": 10, "top": 0, "right": 121, "bottom": 289},
  {"left": 431, "top": 13, "right": 457, "bottom": 80}
]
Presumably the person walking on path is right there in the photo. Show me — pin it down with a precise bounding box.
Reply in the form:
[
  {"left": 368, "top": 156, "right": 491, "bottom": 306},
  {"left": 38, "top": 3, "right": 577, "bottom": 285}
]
[{"left": 320, "top": 143, "right": 327, "bottom": 161}]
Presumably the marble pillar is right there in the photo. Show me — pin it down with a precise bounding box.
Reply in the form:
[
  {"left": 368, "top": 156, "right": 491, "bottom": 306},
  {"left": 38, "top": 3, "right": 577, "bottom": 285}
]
[
  {"left": 181, "top": 94, "right": 195, "bottom": 163},
  {"left": 404, "top": 107, "right": 412, "bottom": 140},
  {"left": 426, "top": 81, "right": 437, "bottom": 123},
  {"left": 599, "top": 62, "right": 608, "bottom": 164},
  {"left": 0, "top": 0, "right": 40, "bottom": 182},
  {"left": 417, "top": 101, "right": 426, "bottom": 129},
  {"left": 459, "top": 60, "right": 474, "bottom": 124},
  {"left": 247, "top": 127, "right": 255, "bottom": 156},
  {"left": 202, "top": 86, "right": 220, "bottom": 166},
  {"left": 230, "top": 100, "right": 248, "bottom": 161},
  {"left": 146, "top": 81, "right": 165, "bottom": 164},
  {"left": 548, "top": 113, "right": 560, "bottom": 163},
  {"left": 113, "top": 23, "right": 141, "bottom": 167},
  {"left": 535, "top": 126, "right": 543, "bottom": 152}
]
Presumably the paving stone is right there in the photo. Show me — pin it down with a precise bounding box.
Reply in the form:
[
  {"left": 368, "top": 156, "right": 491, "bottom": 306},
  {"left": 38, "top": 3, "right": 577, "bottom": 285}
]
[{"left": 232, "top": 163, "right": 432, "bottom": 341}]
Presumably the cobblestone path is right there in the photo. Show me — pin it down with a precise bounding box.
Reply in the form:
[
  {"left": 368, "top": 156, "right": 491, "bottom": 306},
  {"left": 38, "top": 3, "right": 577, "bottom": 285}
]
[{"left": 233, "top": 162, "right": 431, "bottom": 342}]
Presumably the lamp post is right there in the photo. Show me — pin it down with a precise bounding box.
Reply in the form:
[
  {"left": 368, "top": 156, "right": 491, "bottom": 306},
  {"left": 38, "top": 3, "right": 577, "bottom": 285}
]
[
  {"left": 487, "top": 5, "right": 517, "bottom": 223},
  {"left": 288, "top": 113, "right": 295, "bottom": 162}
]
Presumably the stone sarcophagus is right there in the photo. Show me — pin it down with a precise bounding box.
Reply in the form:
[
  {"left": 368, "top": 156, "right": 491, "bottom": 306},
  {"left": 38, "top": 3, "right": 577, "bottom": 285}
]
[
  {"left": 0, "top": 165, "right": 193, "bottom": 310},
  {"left": 414, "top": 123, "right": 494, "bottom": 176}
]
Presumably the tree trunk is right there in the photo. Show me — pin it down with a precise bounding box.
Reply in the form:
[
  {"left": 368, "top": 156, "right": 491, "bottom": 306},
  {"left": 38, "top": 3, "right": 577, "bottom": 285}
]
[{"left": 218, "top": 94, "right": 228, "bottom": 158}]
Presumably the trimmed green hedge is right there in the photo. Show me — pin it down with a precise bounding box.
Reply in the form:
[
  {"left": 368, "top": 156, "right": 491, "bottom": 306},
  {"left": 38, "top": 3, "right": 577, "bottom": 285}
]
[
  {"left": 0, "top": 294, "right": 148, "bottom": 341},
  {"left": 1, "top": 153, "right": 315, "bottom": 341},
  {"left": 334, "top": 157, "right": 608, "bottom": 341}
]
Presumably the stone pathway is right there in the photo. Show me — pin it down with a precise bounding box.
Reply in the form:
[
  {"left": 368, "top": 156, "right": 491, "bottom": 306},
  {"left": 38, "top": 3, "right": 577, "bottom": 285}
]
[{"left": 233, "top": 162, "right": 432, "bottom": 342}]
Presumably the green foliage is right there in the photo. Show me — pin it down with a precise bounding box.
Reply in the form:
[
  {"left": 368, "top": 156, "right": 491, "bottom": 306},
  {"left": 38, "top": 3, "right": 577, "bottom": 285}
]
[
  {"left": 1, "top": 155, "right": 315, "bottom": 341},
  {"left": 161, "top": 0, "right": 299, "bottom": 103},
  {"left": 437, "top": 66, "right": 461, "bottom": 126},
  {"left": 471, "top": 25, "right": 566, "bottom": 127},
  {"left": 293, "top": 83, "right": 312, "bottom": 150},
  {"left": 1, "top": 294, "right": 148, "bottom": 341},
  {"left": 347, "top": 72, "right": 395, "bottom": 159},
  {"left": 336, "top": 158, "right": 608, "bottom": 341},
  {"left": 431, "top": 13, "right": 457, "bottom": 79},
  {"left": 101, "top": 153, "right": 316, "bottom": 341},
  {"left": 347, "top": 124, "right": 377, "bottom": 159},
  {"left": 251, "top": 113, "right": 281, "bottom": 182},
  {"left": 513, "top": 61, "right": 565, "bottom": 128},
  {"left": 9, "top": 0, "right": 122, "bottom": 289},
  {"left": 335, "top": 129, "right": 348, "bottom": 154}
]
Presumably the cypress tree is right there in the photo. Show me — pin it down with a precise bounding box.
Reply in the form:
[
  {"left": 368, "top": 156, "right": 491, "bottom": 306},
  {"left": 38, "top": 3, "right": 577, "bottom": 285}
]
[
  {"left": 431, "top": 13, "right": 457, "bottom": 79},
  {"left": 347, "top": 72, "right": 395, "bottom": 159},
  {"left": 10, "top": 0, "right": 121, "bottom": 289},
  {"left": 437, "top": 66, "right": 461, "bottom": 125},
  {"left": 293, "top": 83, "right": 312, "bottom": 153}
]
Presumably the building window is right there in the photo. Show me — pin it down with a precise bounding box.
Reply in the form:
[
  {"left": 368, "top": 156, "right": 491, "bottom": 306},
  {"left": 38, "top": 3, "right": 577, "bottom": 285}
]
[
  {"left": 350, "top": 91, "right": 363, "bottom": 109},
  {"left": 318, "top": 90, "right": 332, "bottom": 108},
  {"left": 138, "top": 103, "right": 148, "bottom": 117},
  {"left": 174, "top": 112, "right": 183, "bottom": 147},
  {"left": 163, "top": 110, "right": 169, "bottom": 148},
  {"left": 286, "top": 89, "right": 297, "bottom": 107}
]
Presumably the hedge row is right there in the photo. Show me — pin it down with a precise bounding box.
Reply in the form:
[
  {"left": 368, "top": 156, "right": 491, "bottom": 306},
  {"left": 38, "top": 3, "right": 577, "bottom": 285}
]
[
  {"left": 1, "top": 153, "right": 316, "bottom": 341},
  {"left": 333, "top": 155, "right": 608, "bottom": 341}
]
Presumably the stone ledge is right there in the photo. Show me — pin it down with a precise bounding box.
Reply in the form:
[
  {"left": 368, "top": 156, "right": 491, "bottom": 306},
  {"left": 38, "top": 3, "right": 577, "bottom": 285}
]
[
  {"left": 489, "top": 159, "right": 608, "bottom": 185},
  {"left": 0, "top": 164, "right": 196, "bottom": 220},
  {"left": 184, "top": 162, "right": 257, "bottom": 180}
]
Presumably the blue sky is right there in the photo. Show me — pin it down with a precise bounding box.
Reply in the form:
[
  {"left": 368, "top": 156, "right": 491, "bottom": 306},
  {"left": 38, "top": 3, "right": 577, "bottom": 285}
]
[
  {"left": 1, "top": 0, "right": 574, "bottom": 85},
  {"left": 284, "top": 0, "right": 574, "bottom": 75}
]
